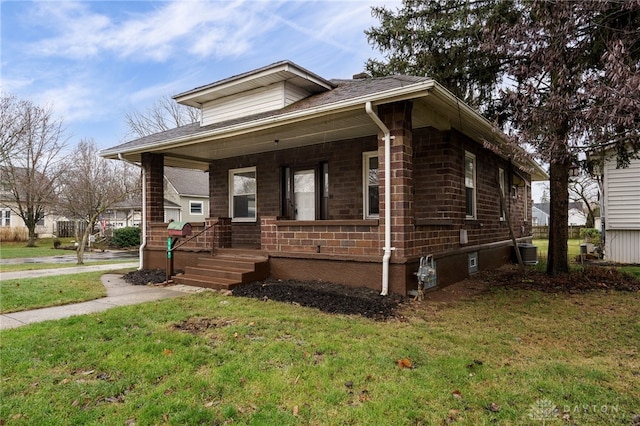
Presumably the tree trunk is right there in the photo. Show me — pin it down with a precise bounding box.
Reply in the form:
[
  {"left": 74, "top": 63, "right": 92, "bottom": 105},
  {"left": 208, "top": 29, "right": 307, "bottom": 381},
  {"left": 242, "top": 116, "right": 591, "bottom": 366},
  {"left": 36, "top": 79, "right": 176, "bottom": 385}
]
[
  {"left": 26, "top": 227, "right": 37, "bottom": 247},
  {"left": 546, "top": 160, "right": 570, "bottom": 275}
]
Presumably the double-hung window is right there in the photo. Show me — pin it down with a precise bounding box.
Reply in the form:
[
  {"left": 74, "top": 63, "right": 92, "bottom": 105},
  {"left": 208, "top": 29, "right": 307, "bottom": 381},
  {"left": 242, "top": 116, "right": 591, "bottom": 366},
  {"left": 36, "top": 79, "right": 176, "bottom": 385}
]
[
  {"left": 465, "top": 152, "right": 476, "bottom": 219},
  {"left": 499, "top": 167, "right": 506, "bottom": 221},
  {"left": 363, "top": 152, "right": 379, "bottom": 219},
  {"left": 190, "top": 201, "right": 203, "bottom": 215},
  {"left": 229, "top": 167, "right": 256, "bottom": 222}
]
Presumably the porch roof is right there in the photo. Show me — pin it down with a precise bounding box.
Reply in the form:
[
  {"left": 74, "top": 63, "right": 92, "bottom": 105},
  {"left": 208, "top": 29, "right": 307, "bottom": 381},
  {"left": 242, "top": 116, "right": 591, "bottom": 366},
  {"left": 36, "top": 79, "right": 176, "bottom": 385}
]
[{"left": 101, "top": 65, "right": 547, "bottom": 181}]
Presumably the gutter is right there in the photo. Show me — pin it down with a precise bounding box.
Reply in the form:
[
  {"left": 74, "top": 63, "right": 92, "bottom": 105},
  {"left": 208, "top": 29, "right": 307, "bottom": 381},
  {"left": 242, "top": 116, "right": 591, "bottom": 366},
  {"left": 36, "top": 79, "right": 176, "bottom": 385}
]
[
  {"left": 118, "top": 154, "right": 145, "bottom": 271},
  {"left": 365, "top": 101, "right": 394, "bottom": 296}
]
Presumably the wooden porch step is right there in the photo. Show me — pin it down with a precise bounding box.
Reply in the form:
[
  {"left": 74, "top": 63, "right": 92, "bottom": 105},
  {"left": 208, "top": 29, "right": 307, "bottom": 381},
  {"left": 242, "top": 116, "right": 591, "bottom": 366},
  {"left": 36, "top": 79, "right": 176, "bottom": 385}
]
[{"left": 173, "top": 252, "right": 269, "bottom": 290}]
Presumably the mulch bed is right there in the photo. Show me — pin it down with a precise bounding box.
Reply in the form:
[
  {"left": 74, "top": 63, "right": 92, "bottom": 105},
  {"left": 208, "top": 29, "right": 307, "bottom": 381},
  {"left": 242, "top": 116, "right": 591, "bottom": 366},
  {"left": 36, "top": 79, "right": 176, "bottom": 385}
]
[{"left": 122, "top": 265, "right": 639, "bottom": 321}]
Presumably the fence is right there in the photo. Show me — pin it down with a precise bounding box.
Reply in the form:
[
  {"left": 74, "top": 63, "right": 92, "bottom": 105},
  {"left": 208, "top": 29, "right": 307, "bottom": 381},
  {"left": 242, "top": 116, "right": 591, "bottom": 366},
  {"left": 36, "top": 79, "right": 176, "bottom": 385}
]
[
  {"left": 532, "top": 225, "right": 583, "bottom": 240},
  {"left": 56, "top": 221, "right": 87, "bottom": 238}
]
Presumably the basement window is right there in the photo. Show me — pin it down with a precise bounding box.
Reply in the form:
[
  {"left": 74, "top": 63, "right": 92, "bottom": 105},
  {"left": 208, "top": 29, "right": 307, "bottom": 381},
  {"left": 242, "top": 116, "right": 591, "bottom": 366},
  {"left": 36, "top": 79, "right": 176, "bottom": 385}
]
[{"left": 468, "top": 252, "right": 479, "bottom": 274}]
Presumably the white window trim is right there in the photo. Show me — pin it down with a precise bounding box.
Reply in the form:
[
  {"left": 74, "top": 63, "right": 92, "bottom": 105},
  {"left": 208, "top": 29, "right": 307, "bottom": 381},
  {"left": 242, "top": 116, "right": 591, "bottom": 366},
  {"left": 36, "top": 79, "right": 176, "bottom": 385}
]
[
  {"left": 524, "top": 183, "right": 530, "bottom": 221},
  {"left": 465, "top": 151, "right": 477, "bottom": 219},
  {"left": 499, "top": 167, "right": 506, "bottom": 221},
  {"left": 189, "top": 200, "right": 204, "bottom": 215},
  {"left": 229, "top": 166, "right": 257, "bottom": 222},
  {"left": 363, "top": 151, "right": 379, "bottom": 219}
]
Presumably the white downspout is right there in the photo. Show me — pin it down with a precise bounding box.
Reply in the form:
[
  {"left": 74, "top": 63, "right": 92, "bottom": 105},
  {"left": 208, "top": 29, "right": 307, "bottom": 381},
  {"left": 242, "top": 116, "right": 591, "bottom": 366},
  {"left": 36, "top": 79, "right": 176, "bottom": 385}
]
[
  {"left": 365, "top": 102, "right": 394, "bottom": 296},
  {"left": 118, "top": 154, "right": 145, "bottom": 271}
]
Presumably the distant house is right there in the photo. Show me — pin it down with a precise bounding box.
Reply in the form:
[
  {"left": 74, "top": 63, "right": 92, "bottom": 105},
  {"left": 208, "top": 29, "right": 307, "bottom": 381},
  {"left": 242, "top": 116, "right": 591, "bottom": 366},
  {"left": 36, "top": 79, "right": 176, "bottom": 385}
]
[
  {"left": 163, "top": 167, "right": 209, "bottom": 223},
  {"left": 597, "top": 156, "right": 640, "bottom": 263},
  {"left": 102, "top": 60, "right": 547, "bottom": 295},
  {"left": 0, "top": 168, "right": 61, "bottom": 238},
  {"left": 104, "top": 167, "right": 209, "bottom": 228},
  {"left": 532, "top": 202, "right": 588, "bottom": 227}
]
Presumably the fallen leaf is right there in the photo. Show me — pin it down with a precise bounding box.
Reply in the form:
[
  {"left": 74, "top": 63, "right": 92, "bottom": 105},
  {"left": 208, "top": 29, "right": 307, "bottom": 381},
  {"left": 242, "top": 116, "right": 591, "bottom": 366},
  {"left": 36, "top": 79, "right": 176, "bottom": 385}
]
[
  {"left": 11, "top": 414, "right": 22, "bottom": 420},
  {"left": 81, "top": 370, "right": 95, "bottom": 376},
  {"left": 292, "top": 405, "right": 299, "bottom": 416},
  {"left": 162, "top": 348, "right": 173, "bottom": 356},
  {"left": 71, "top": 400, "right": 79, "bottom": 407},
  {"left": 204, "top": 401, "right": 215, "bottom": 408},
  {"left": 125, "top": 419, "right": 136, "bottom": 425},
  {"left": 397, "top": 358, "right": 412, "bottom": 369},
  {"left": 452, "top": 390, "right": 463, "bottom": 400},
  {"left": 487, "top": 402, "right": 500, "bottom": 412}
]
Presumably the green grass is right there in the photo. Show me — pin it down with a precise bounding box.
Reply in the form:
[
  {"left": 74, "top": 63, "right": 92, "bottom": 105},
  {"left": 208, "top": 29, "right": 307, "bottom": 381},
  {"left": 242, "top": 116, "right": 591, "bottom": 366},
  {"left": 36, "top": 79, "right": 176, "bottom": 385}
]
[
  {"left": 533, "top": 238, "right": 583, "bottom": 263},
  {"left": 1, "top": 289, "right": 638, "bottom": 425},
  {"left": 0, "top": 272, "right": 107, "bottom": 313},
  {"left": 533, "top": 238, "right": 640, "bottom": 277},
  {"left": 0, "top": 260, "right": 135, "bottom": 273},
  {"left": 0, "top": 238, "right": 75, "bottom": 259}
]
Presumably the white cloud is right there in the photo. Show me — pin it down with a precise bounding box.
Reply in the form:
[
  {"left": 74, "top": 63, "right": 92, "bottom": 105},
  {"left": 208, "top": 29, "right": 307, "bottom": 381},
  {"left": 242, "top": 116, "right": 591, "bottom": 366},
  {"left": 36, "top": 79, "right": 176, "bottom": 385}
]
[{"left": 27, "top": 0, "right": 282, "bottom": 62}]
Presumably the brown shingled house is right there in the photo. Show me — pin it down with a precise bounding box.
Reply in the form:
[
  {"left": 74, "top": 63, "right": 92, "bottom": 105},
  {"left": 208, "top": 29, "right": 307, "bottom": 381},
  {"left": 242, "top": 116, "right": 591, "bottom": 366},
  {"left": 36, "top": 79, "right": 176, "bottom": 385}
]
[{"left": 101, "top": 61, "right": 546, "bottom": 296}]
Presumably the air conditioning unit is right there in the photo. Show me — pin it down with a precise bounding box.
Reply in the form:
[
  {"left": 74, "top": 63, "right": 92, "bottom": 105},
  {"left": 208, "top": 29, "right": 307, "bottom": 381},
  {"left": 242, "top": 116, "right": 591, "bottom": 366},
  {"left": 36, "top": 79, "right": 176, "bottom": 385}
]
[{"left": 517, "top": 243, "right": 538, "bottom": 265}]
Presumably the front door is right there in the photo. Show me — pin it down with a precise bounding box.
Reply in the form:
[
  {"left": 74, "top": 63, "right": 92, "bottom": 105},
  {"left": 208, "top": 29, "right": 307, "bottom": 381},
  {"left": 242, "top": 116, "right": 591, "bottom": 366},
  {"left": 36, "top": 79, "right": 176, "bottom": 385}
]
[{"left": 293, "top": 169, "right": 315, "bottom": 220}]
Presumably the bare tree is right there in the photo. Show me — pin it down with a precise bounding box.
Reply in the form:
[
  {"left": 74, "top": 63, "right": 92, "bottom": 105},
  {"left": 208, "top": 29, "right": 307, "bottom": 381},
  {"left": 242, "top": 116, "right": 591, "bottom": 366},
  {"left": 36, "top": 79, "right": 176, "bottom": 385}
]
[
  {"left": 124, "top": 95, "right": 200, "bottom": 138},
  {"left": 569, "top": 174, "right": 600, "bottom": 229},
  {"left": 57, "top": 139, "right": 140, "bottom": 264},
  {"left": 0, "top": 94, "right": 67, "bottom": 246}
]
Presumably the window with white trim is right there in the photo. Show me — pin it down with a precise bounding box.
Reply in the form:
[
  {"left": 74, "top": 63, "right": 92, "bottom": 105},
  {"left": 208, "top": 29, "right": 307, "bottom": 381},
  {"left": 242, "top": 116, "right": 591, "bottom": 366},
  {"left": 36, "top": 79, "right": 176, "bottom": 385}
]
[
  {"left": 1, "top": 210, "right": 10, "bottom": 227},
  {"left": 465, "top": 152, "right": 476, "bottom": 219},
  {"left": 499, "top": 167, "right": 506, "bottom": 221},
  {"left": 190, "top": 201, "right": 203, "bottom": 215},
  {"left": 363, "top": 152, "right": 379, "bottom": 219},
  {"left": 229, "top": 167, "right": 256, "bottom": 221}
]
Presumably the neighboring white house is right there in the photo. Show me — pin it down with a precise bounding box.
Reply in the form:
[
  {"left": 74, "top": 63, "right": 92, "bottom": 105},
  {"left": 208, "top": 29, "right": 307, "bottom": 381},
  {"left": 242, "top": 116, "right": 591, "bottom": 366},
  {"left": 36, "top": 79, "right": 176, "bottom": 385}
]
[
  {"left": 163, "top": 167, "right": 209, "bottom": 223},
  {"left": 599, "top": 156, "right": 640, "bottom": 263},
  {"left": 532, "top": 202, "right": 588, "bottom": 227},
  {"left": 104, "top": 167, "right": 209, "bottom": 227},
  {"left": 0, "top": 169, "right": 61, "bottom": 238}
]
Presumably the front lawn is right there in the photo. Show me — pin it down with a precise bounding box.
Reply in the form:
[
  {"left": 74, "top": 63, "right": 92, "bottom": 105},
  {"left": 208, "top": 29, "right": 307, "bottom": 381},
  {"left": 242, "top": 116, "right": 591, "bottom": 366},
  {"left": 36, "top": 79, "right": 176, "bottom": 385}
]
[
  {"left": 1, "top": 287, "right": 638, "bottom": 425},
  {"left": 0, "top": 238, "right": 74, "bottom": 259},
  {"left": 0, "top": 272, "right": 107, "bottom": 313}
]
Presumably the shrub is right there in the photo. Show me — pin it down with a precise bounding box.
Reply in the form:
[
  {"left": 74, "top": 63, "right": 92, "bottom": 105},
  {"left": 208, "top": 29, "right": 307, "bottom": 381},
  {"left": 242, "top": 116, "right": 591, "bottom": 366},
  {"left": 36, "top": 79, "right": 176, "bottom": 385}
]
[
  {"left": 580, "top": 228, "right": 601, "bottom": 245},
  {"left": 0, "top": 227, "right": 28, "bottom": 242},
  {"left": 111, "top": 227, "right": 141, "bottom": 248}
]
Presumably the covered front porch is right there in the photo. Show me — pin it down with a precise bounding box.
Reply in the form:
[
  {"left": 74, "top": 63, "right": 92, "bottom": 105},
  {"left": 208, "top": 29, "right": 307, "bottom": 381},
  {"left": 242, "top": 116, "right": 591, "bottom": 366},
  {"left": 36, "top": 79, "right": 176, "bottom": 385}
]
[{"left": 142, "top": 216, "right": 414, "bottom": 295}]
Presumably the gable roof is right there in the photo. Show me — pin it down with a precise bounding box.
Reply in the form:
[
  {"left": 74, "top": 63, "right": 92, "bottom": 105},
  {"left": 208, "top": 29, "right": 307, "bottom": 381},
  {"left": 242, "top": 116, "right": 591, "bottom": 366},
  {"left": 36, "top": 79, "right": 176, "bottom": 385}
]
[
  {"left": 533, "top": 202, "right": 584, "bottom": 216},
  {"left": 174, "top": 60, "right": 336, "bottom": 108},
  {"left": 101, "top": 61, "right": 547, "bottom": 181},
  {"left": 164, "top": 167, "right": 208, "bottom": 197}
]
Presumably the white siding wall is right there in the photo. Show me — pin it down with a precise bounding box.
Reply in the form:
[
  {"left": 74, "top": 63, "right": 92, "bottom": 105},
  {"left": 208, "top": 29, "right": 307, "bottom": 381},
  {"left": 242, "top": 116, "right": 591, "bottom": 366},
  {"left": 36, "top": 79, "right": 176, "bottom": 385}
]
[
  {"left": 604, "top": 158, "right": 640, "bottom": 229},
  {"left": 605, "top": 230, "right": 640, "bottom": 263},
  {"left": 202, "top": 82, "right": 310, "bottom": 126},
  {"left": 603, "top": 157, "right": 640, "bottom": 263}
]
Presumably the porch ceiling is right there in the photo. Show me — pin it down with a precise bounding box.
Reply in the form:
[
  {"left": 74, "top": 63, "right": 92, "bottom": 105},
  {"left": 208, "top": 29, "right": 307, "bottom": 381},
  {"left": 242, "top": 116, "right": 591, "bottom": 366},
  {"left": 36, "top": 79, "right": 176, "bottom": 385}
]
[{"left": 113, "top": 99, "right": 444, "bottom": 171}]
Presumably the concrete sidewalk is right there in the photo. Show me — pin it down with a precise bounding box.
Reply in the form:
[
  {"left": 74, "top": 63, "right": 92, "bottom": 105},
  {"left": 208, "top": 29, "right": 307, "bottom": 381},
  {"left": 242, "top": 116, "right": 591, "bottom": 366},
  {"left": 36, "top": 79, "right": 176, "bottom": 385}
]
[
  {"left": 0, "top": 273, "right": 200, "bottom": 330},
  {"left": 0, "top": 262, "right": 139, "bottom": 281}
]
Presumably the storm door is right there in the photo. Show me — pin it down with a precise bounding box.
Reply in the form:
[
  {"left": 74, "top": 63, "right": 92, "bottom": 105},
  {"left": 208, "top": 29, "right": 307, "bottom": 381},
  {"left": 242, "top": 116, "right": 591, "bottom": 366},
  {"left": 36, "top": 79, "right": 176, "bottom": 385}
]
[{"left": 282, "top": 164, "right": 328, "bottom": 220}]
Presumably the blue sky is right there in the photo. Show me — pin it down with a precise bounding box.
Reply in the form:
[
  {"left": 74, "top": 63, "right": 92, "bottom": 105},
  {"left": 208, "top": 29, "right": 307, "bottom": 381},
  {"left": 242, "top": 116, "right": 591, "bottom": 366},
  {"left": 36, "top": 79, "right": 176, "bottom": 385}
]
[
  {"left": 1, "top": 0, "right": 548, "bottom": 200},
  {"left": 1, "top": 0, "right": 399, "bottom": 149}
]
